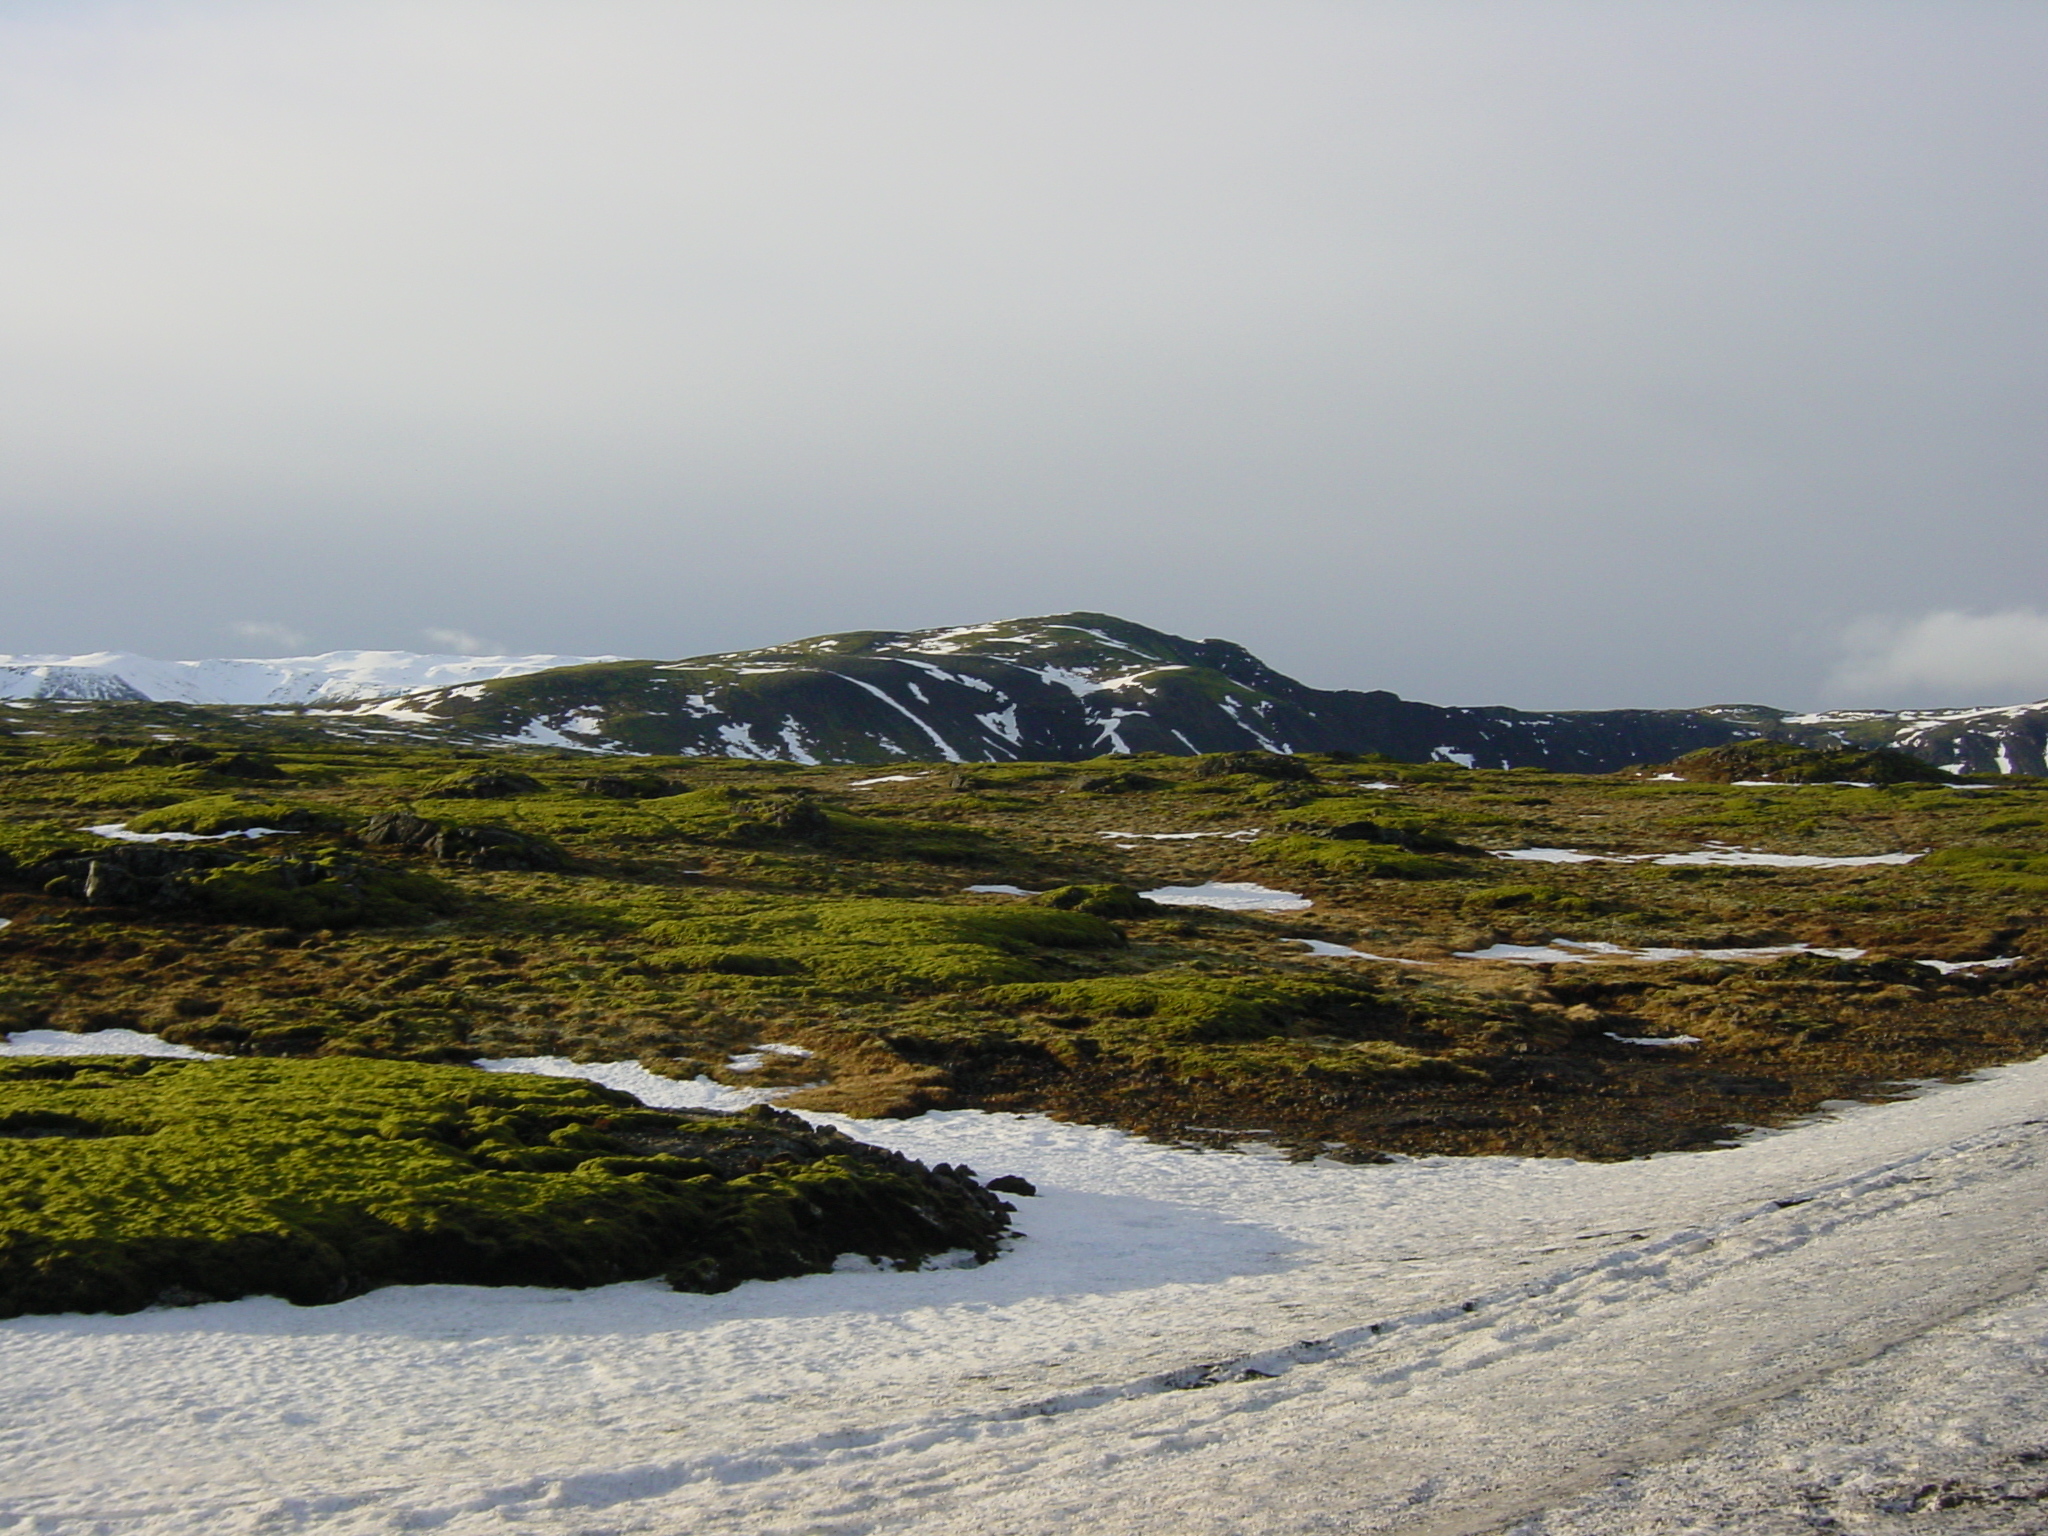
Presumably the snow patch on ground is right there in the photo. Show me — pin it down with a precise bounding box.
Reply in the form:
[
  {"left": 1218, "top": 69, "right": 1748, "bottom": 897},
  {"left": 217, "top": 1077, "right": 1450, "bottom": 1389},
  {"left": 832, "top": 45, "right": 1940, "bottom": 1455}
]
[
  {"left": 1142, "top": 881, "right": 1311, "bottom": 911},
  {"left": 1096, "top": 829, "right": 1261, "bottom": 842},
  {"left": 15, "top": 1028, "right": 2048, "bottom": 1534},
  {"left": 723, "top": 1044, "right": 814, "bottom": 1074},
  {"left": 0, "top": 1028, "right": 223, "bottom": 1059},
  {"left": 83, "top": 823, "right": 296, "bottom": 844},
  {"left": 1496, "top": 844, "right": 1924, "bottom": 868},
  {"left": 1604, "top": 1032, "right": 1702, "bottom": 1047},
  {"left": 473, "top": 1056, "right": 785, "bottom": 1110},
  {"left": 1284, "top": 938, "right": 1427, "bottom": 965},
  {"left": 1454, "top": 939, "right": 1868, "bottom": 965}
]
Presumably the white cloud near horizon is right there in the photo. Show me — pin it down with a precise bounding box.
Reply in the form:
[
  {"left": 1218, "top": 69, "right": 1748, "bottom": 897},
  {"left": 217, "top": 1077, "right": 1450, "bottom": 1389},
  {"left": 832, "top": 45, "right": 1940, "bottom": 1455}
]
[
  {"left": 421, "top": 628, "right": 497, "bottom": 657},
  {"left": 1830, "top": 611, "right": 2048, "bottom": 706},
  {"left": 229, "top": 620, "right": 308, "bottom": 654}
]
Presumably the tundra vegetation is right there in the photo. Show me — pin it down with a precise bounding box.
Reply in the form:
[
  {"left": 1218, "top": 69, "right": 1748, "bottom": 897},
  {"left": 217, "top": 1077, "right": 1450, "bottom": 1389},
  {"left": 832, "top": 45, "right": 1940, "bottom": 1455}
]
[{"left": 3, "top": 703, "right": 2047, "bottom": 1311}]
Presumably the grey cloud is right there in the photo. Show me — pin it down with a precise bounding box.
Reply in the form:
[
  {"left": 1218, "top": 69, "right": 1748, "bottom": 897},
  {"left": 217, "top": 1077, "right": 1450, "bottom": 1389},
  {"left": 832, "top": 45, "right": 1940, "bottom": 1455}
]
[{"left": 0, "top": 1, "right": 2043, "bottom": 709}]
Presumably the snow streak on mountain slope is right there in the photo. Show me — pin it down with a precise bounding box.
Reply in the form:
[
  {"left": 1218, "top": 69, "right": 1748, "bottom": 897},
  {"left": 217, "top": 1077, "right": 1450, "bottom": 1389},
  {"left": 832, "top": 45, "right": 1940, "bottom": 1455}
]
[
  {"left": 6, "top": 1052, "right": 2048, "bottom": 1534},
  {"left": 0, "top": 651, "right": 621, "bottom": 705},
  {"left": 357, "top": 613, "right": 1758, "bottom": 771}
]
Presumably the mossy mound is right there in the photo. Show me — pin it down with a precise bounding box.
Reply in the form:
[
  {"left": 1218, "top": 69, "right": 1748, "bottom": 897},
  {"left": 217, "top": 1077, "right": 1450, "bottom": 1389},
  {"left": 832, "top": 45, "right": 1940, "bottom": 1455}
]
[
  {"left": 1268, "top": 798, "right": 1475, "bottom": 853},
  {"left": 126, "top": 795, "right": 333, "bottom": 835},
  {"left": 576, "top": 773, "right": 682, "bottom": 798},
  {"left": 646, "top": 897, "right": 1125, "bottom": 992},
  {"left": 1924, "top": 845, "right": 2048, "bottom": 895},
  {"left": 125, "top": 743, "right": 285, "bottom": 779},
  {"left": 360, "top": 811, "right": 570, "bottom": 871},
  {"left": 422, "top": 769, "right": 545, "bottom": 799},
  {"left": 1190, "top": 751, "right": 1317, "bottom": 783},
  {"left": 0, "top": 1056, "right": 1011, "bottom": 1317},
  {"left": 1259, "top": 834, "right": 1468, "bottom": 880},
  {"left": 1035, "top": 883, "right": 1159, "bottom": 918},
  {"left": 29, "top": 844, "right": 459, "bottom": 928},
  {"left": 1667, "top": 741, "right": 1952, "bottom": 785},
  {"left": 650, "top": 787, "right": 993, "bottom": 861},
  {"left": 985, "top": 973, "right": 1396, "bottom": 1045}
]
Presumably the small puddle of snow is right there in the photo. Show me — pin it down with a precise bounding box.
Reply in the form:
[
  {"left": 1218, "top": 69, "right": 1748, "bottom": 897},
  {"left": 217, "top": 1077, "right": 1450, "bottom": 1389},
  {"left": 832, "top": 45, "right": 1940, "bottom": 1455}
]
[
  {"left": 848, "top": 773, "right": 929, "bottom": 788},
  {"left": 964, "top": 884, "right": 1039, "bottom": 896},
  {"left": 1143, "top": 881, "right": 1310, "bottom": 912},
  {"left": 1606, "top": 1032, "right": 1702, "bottom": 1047}
]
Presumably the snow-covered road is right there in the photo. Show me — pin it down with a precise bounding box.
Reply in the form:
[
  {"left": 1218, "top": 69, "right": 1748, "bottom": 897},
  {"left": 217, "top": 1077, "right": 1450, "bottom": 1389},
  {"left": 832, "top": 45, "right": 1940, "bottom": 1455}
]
[{"left": 6, "top": 1059, "right": 2048, "bottom": 1534}]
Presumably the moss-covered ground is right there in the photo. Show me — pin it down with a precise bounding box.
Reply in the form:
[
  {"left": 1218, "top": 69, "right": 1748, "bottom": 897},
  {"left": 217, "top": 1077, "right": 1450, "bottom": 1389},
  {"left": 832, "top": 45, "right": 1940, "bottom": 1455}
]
[
  {"left": 4, "top": 712, "right": 2048, "bottom": 1162},
  {"left": 0, "top": 1055, "right": 1012, "bottom": 1317}
]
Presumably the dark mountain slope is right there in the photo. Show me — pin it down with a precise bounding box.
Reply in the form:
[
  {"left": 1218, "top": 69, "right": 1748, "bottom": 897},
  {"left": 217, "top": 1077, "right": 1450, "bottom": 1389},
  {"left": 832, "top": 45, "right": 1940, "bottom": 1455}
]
[{"left": 350, "top": 613, "right": 1760, "bottom": 771}]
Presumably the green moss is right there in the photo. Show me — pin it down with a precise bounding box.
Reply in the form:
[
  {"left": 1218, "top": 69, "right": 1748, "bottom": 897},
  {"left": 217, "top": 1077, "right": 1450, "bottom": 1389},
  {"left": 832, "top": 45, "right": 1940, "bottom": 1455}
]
[
  {"left": 645, "top": 897, "right": 1124, "bottom": 993},
  {"left": 0, "top": 818, "right": 94, "bottom": 873},
  {"left": 1461, "top": 883, "right": 1610, "bottom": 916},
  {"left": 984, "top": 973, "right": 1393, "bottom": 1045},
  {"left": 180, "top": 853, "right": 461, "bottom": 928},
  {"left": 126, "top": 796, "right": 336, "bottom": 835},
  {"left": 420, "top": 768, "right": 545, "bottom": 799},
  {"left": 1670, "top": 741, "right": 1951, "bottom": 785},
  {"left": 0, "top": 1056, "right": 1009, "bottom": 1316},
  {"left": 639, "top": 787, "right": 996, "bottom": 861},
  {"left": 1171, "top": 1038, "right": 1485, "bottom": 1087},
  {"left": 1923, "top": 845, "right": 2048, "bottom": 894},
  {"left": 1260, "top": 834, "right": 1468, "bottom": 879},
  {"left": 1035, "top": 883, "right": 1157, "bottom": 918}
]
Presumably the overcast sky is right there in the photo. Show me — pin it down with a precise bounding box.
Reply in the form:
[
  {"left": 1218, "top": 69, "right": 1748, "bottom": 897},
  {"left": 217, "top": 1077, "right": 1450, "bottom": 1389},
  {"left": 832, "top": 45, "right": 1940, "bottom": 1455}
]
[{"left": 2, "top": 1, "right": 2043, "bottom": 709}]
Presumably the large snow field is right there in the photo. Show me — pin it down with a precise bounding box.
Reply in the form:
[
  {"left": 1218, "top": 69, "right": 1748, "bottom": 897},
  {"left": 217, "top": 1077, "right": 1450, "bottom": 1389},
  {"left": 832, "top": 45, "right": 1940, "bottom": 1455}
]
[{"left": 5, "top": 1045, "right": 2048, "bottom": 1534}]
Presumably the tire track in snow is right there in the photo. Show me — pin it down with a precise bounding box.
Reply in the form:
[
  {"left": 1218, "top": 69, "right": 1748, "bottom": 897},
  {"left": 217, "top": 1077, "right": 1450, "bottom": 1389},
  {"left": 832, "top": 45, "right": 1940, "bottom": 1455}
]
[{"left": 227, "top": 1118, "right": 2048, "bottom": 1534}]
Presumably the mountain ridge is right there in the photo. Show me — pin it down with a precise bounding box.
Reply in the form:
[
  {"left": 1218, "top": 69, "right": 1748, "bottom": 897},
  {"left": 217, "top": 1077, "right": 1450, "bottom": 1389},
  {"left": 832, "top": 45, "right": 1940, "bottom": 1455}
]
[
  {"left": 10, "top": 616, "right": 2048, "bottom": 773},
  {"left": 317, "top": 612, "right": 1882, "bottom": 771}
]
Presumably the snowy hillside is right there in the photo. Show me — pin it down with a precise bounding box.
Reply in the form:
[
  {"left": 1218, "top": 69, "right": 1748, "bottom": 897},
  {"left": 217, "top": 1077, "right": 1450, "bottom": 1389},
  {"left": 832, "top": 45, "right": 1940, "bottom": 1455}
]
[
  {"left": 1782, "top": 700, "right": 2048, "bottom": 776},
  {"left": 354, "top": 613, "right": 1757, "bottom": 771},
  {"left": 0, "top": 650, "right": 621, "bottom": 706}
]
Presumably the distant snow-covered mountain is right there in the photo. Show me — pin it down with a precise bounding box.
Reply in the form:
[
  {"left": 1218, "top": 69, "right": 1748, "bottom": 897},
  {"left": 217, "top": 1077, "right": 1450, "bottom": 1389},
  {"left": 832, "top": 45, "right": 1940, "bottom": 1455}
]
[
  {"left": 335, "top": 614, "right": 1759, "bottom": 771},
  {"left": 0, "top": 650, "right": 621, "bottom": 707},
  {"left": 10, "top": 621, "right": 2047, "bottom": 773}
]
